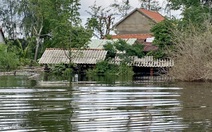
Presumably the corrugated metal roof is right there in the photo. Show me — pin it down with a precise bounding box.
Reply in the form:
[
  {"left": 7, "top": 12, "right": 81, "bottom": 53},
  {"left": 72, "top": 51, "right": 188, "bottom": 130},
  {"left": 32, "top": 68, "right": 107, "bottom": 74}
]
[
  {"left": 111, "top": 56, "right": 174, "bottom": 67},
  {"left": 88, "top": 39, "right": 137, "bottom": 49},
  {"left": 39, "top": 48, "right": 107, "bottom": 64}
]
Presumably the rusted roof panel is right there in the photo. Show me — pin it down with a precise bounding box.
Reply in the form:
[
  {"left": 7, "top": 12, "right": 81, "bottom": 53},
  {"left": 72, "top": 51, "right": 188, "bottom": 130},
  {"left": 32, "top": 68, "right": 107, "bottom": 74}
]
[{"left": 39, "top": 48, "right": 107, "bottom": 64}]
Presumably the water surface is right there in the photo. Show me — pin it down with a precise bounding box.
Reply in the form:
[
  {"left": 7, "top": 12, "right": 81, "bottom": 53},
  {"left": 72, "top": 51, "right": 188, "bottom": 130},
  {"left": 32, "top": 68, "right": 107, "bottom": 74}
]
[{"left": 0, "top": 76, "right": 211, "bottom": 131}]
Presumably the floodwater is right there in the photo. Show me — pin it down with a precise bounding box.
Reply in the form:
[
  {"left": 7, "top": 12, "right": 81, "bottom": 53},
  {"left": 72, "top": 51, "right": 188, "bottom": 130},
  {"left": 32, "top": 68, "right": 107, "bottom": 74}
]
[{"left": 0, "top": 76, "right": 211, "bottom": 132}]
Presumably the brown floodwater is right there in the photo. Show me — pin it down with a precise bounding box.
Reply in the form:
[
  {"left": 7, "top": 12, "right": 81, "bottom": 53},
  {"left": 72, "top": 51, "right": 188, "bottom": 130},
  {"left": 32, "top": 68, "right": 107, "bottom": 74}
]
[{"left": 0, "top": 76, "right": 211, "bottom": 131}]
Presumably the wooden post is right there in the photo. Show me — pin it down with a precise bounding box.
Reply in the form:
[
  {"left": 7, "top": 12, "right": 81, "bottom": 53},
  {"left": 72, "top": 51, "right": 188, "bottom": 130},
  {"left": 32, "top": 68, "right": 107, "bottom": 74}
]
[{"left": 150, "top": 67, "right": 154, "bottom": 76}]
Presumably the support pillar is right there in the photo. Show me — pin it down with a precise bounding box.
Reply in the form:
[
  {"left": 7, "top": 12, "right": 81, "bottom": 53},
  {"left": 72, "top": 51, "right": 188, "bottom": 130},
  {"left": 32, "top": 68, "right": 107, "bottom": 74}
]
[{"left": 150, "top": 67, "right": 154, "bottom": 76}]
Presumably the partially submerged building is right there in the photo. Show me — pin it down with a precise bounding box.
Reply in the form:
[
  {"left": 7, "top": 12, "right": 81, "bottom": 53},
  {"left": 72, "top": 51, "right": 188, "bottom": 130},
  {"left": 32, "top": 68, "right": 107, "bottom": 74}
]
[{"left": 38, "top": 8, "right": 173, "bottom": 79}]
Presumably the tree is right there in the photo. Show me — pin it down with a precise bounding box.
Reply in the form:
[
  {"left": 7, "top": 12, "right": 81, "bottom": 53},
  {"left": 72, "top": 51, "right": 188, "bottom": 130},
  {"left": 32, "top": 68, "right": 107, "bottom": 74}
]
[
  {"left": 149, "top": 18, "right": 178, "bottom": 58},
  {"left": 169, "top": 21, "right": 212, "bottom": 81},
  {"left": 110, "top": 0, "right": 132, "bottom": 17},
  {"left": 86, "top": 1, "right": 116, "bottom": 39},
  {"left": 167, "top": 0, "right": 212, "bottom": 9},
  {"left": 18, "top": 0, "right": 83, "bottom": 61},
  {"left": 167, "top": 0, "right": 212, "bottom": 26},
  {"left": 0, "top": 0, "right": 90, "bottom": 62},
  {"left": 104, "top": 39, "right": 145, "bottom": 62},
  {"left": 138, "top": 0, "right": 161, "bottom": 11},
  {"left": 0, "top": 44, "right": 19, "bottom": 71},
  {"left": 0, "top": 0, "right": 21, "bottom": 39}
]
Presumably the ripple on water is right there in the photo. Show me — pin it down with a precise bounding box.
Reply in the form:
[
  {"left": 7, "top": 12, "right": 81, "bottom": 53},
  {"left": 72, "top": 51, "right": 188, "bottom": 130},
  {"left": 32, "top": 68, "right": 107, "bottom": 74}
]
[{"left": 0, "top": 86, "right": 187, "bottom": 132}]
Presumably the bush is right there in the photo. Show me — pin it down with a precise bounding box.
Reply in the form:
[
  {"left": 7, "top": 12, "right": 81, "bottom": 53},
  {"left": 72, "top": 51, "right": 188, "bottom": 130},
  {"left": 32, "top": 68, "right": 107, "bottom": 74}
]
[
  {"left": 169, "top": 21, "right": 212, "bottom": 81},
  {"left": 86, "top": 60, "right": 134, "bottom": 83},
  {"left": 118, "top": 63, "right": 134, "bottom": 82},
  {"left": 0, "top": 45, "right": 19, "bottom": 71}
]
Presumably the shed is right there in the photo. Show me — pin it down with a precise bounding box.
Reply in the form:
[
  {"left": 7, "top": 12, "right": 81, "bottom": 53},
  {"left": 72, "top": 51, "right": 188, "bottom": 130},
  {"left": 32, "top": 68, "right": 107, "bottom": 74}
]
[{"left": 38, "top": 48, "right": 107, "bottom": 65}]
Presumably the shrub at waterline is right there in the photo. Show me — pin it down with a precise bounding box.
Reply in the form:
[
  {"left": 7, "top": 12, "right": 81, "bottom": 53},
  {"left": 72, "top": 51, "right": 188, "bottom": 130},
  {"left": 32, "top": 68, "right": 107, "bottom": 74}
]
[
  {"left": 86, "top": 61, "right": 134, "bottom": 83},
  {"left": 168, "top": 21, "right": 212, "bottom": 81},
  {"left": 0, "top": 44, "right": 19, "bottom": 71},
  {"left": 47, "top": 63, "right": 73, "bottom": 80}
]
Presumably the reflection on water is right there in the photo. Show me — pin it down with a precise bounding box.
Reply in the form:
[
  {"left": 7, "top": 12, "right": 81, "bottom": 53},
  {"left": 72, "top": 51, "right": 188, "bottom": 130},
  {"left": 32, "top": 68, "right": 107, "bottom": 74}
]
[
  {"left": 0, "top": 76, "right": 211, "bottom": 131},
  {"left": 71, "top": 86, "right": 185, "bottom": 132}
]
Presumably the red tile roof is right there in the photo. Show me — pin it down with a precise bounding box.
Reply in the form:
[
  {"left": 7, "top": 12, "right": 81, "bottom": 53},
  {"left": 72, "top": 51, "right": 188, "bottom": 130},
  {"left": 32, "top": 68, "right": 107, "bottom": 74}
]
[
  {"left": 111, "top": 34, "right": 152, "bottom": 40},
  {"left": 139, "top": 8, "right": 165, "bottom": 23}
]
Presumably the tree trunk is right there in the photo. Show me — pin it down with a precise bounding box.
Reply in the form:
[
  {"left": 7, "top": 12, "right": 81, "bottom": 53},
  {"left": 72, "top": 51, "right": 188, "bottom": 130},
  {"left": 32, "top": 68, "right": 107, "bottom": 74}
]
[{"left": 33, "top": 26, "right": 43, "bottom": 61}]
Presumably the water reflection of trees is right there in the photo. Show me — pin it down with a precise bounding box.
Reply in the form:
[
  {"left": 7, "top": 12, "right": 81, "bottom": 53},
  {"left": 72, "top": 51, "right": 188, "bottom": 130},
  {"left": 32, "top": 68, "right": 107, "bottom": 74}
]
[
  {"left": 71, "top": 86, "right": 186, "bottom": 131},
  {"left": 178, "top": 82, "right": 212, "bottom": 131},
  {"left": 25, "top": 86, "right": 73, "bottom": 131}
]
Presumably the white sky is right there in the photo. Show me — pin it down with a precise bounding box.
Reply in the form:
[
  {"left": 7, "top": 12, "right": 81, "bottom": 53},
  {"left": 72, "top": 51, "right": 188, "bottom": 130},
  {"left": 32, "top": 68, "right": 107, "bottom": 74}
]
[{"left": 79, "top": 0, "right": 181, "bottom": 25}]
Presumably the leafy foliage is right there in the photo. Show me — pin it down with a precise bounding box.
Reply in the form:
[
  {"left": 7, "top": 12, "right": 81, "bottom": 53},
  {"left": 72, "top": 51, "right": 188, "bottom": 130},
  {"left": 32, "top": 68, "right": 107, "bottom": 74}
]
[
  {"left": 0, "top": 0, "right": 90, "bottom": 62},
  {"left": 110, "top": 0, "right": 132, "bottom": 17},
  {"left": 167, "top": 0, "right": 212, "bottom": 26},
  {"left": 86, "top": 60, "right": 134, "bottom": 83},
  {"left": 149, "top": 19, "right": 177, "bottom": 58},
  {"left": 86, "top": 1, "right": 116, "bottom": 39},
  {"left": 167, "top": 0, "right": 211, "bottom": 10},
  {"left": 104, "top": 39, "right": 145, "bottom": 60},
  {"left": 138, "top": 0, "right": 161, "bottom": 11},
  {"left": 0, "top": 45, "right": 19, "bottom": 71}
]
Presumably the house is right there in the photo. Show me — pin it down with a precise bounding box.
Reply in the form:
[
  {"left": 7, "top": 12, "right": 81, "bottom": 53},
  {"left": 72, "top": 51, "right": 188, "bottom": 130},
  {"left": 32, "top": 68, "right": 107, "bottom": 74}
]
[
  {"left": 111, "top": 8, "right": 165, "bottom": 52},
  {"left": 114, "top": 8, "right": 164, "bottom": 34},
  {"left": 0, "top": 28, "right": 5, "bottom": 44},
  {"left": 110, "top": 9, "right": 170, "bottom": 76}
]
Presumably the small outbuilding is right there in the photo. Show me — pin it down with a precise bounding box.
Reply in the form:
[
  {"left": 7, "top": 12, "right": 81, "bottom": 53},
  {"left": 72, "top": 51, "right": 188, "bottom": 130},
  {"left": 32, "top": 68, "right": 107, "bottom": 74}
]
[{"left": 39, "top": 48, "right": 108, "bottom": 65}]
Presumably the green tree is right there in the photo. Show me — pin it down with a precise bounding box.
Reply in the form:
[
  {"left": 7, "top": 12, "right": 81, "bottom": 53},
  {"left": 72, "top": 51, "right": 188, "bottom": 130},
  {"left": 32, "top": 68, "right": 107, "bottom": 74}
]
[
  {"left": 0, "top": 44, "right": 19, "bottom": 71},
  {"left": 104, "top": 39, "right": 145, "bottom": 62},
  {"left": 167, "top": 0, "right": 212, "bottom": 26},
  {"left": 138, "top": 0, "right": 161, "bottom": 11},
  {"left": 18, "top": 0, "right": 83, "bottom": 61},
  {"left": 167, "top": 0, "right": 211, "bottom": 9},
  {"left": 110, "top": 0, "right": 132, "bottom": 17},
  {"left": 86, "top": 1, "right": 116, "bottom": 39},
  {"left": 0, "top": 0, "right": 88, "bottom": 62},
  {"left": 149, "top": 18, "right": 178, "bottom": 58}
]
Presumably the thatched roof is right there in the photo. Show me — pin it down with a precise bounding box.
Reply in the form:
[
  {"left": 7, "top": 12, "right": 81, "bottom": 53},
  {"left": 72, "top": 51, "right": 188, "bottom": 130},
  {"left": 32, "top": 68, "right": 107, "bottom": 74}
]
[{"left": 38, "top": 48, "right": 107, "bottom": 65}]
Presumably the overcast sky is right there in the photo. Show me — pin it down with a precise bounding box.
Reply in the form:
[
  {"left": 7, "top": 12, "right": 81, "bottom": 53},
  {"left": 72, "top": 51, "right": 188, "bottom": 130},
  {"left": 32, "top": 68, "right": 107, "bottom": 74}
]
[{"left": 79, "top": 0, "right": 181, "bottom": 24}]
